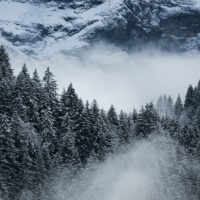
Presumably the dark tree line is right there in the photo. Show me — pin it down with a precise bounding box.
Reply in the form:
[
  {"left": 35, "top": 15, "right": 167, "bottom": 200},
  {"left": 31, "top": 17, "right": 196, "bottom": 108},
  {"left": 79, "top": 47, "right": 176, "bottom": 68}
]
[{"left": 0, "top": 46, "right": 200, "bottom": 199}]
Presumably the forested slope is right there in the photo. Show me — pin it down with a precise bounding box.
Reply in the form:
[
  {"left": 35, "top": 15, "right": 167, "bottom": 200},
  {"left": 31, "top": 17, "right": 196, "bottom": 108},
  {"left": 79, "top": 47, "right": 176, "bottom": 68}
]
[{"left": 0, "top": 46, "right": 200, "bottom": 199}]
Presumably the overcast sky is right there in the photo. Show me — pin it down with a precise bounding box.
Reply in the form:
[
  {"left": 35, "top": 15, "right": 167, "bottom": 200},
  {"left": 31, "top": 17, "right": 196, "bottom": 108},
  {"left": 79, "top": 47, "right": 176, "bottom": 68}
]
[{"left": 11, "top": 44, "right": 200, "bottom": 112}]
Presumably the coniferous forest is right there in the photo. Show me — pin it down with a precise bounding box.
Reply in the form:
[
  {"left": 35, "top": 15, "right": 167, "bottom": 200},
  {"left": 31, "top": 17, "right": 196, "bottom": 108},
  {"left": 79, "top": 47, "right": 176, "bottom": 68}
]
[{"left": 1, "top": 45, "right": 200, "bottom": 200}]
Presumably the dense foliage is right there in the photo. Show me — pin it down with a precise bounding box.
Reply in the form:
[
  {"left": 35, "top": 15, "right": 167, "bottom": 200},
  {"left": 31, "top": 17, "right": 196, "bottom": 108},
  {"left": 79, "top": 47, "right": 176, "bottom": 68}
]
[{"left": 0, "top": 46, "right": 200, "bottom": 199}]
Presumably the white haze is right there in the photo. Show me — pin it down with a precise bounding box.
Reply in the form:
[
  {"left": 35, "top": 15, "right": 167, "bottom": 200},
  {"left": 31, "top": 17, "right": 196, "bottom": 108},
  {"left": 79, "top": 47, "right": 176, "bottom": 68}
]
[
  {"left": 10, "top": 44, "right": 200, "bottom": 111},
  {"left": 45, "top": 135, "right": 199, "bottom": 200}
]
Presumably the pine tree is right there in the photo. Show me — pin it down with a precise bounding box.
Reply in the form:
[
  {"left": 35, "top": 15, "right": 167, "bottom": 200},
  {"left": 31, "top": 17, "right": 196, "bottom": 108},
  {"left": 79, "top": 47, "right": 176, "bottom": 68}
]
[
  {"left": 88, "top": 100, "right": 113, "bottom": 161},
  {"left": 119, "top": 111, "right": 129, "bottom": 144},
  {"left": 167, "top": 95, "right": 174, "bottom": 117},
  {"left": 16, "top": 122, "right": 42, "bottom": 197},
  {"left": 13, "top": 94, "right": 28, "bottom": 122},
  {"left": 184, "top": 85, "right": 194, "bottom": 109},
  {"left": 193, "top": 81, "right": 200, "bottom": 108},
  {"left": 179, "top": 123, "right": 200, "bottom": 154},
  {"left": 71, "top": 98, "right": 84, "bottom": 134},
  {"left": 60, "top": 112, "right": 70, "bottom": 134},
  {"left": 157, "top": 95, "right": 164, "bottom": 116},
  {"left": 43, "top": 67, "right": 58, "bottom": 116},
  {"left": 60, "top": 84, "right": 78, "bottom": 128},
  {"left": 60, "top": 129, "right": 81, "bottom": 169},
  {"left": 0, "top": 46, "right": 13, "bottom": 80},
  {"left": 74, "top": 101, "right": 91, "bottom": 164},
  {"left": 93, "top": 114, "right": 111, "bottom": 161},
  {"left": 60, "top": 88, "right": 68, "bottom": 117},
  {"left": 6, "top": 112, "right": 40, "bottom": 198},
  {"left": 10, "top": 113, "right": 27, "bottom": 193},
  {"left": 99, "top": 109, "right": 113, "bottom": 155},
  {"left": 31, "top": 69, "right": 45, "bottom": 130},
  {"left": 157, "top": 95, "right": 174, "bottom": 118},
  {"left": 0, "top": 114, "right": 14, "bottom": 198},
  {"left": 132, "top": 108, "right": 138, "bottom": 122},
  {"left": 136, "top": 103, "right": 159, "bottom": 138},
  {"left": 0, "top": 46, "right": 14, "bottom": 116},
  {"left": 87, "top": 100, "right": 100, "bottom": 157},
  {"left": 40, "top": 107, "right": 57, "bottom": 170},
  {"left": 106, "top": 105, "right": 120, "bottom": 147},
  {"left": 174, "top": 95, "right": 183, "bottom": 119},
  {"left": 14, "top": 64, "right": 35, "bottom": 123},
  {"left": 107, "top": 105, "right": 119, "bottom": 127},
  {"left": 161, "top": 117, "right": 180, "bottom": 139}
]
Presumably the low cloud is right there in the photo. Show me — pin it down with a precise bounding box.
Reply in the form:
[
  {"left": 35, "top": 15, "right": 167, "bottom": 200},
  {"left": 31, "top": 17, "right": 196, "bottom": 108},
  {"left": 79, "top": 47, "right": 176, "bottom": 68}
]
[
  {"left": 11, "top": 43, "right": 200, "bottom": 111},
  {"left": 46, "top": 135, "right": 199, "bottom": 200}
]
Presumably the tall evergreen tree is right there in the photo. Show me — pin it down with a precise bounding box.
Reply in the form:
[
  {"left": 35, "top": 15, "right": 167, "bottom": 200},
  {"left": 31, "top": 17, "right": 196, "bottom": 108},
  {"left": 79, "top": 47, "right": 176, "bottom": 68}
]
[
  {"left": 74, "top": 101, "right": 91, "bottom": 163},
  {"left": 179, "top": 123, "right": 200, "bottom": 154},
  {"left": 14, "top": 64, "right": 34, "bottom": 122},
  {"left": 174, "top": 94, "right": 183, "bottom": 119},
  {"left": 167, "top": 95, "right": 174, "bottom": 117},
  {"left": 119, "top": 111, "right": 129, "bottom": 144},
  {"left": 136, "top": 103, "right": 159, "bottom": 138},
  {"left": 40, "top": 107, "right": 57, "bottom": 171},
  {"left": 31, "top": 69, "right": 44, "bottom": 130},
  {"left": 184, "top": 85, "right": 194, "bottom": 109},
  {"left": 0, "top": 46, "right": 14, "bottom": 116},
  {"left": 107, "top": 105, "right": 119, "bottom": 127},
  {"left": 0, "top": 46, "right": 13, "bottom": 80},
  {"left": 60, "top": 84, "right": 78, "bottom": 126},
  {"left": 88, "top": 100, "right": 100, "bottom": 156},
  {"left": 88, "top": 100, "right": 114, "bottom": 160},
  {"left": 60, "top": 129, "right": 81, "bottom": 169},
  {"left": 0, "top": 114, "right": 14, "bottom": 198},
  {"left": 193, "top": 81, "right": 200, "bottom": 108},
  {"left": 132, "top": 108, "right": 138, "bottom": 122},
  {"left": 43, "top": 67, "right": 58, "bottom": 116},
  {"left": 157, "top": 95, "right": 164, "bottom": 116}
]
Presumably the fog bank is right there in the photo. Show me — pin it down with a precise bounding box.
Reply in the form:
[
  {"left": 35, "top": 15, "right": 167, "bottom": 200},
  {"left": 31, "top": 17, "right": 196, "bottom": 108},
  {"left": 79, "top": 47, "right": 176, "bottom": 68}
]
[
  {"left": 46, "top": 135, "right": 199, "bottom": 200},
  {"left": 11, "top": 44, "right": 200, "bottom": 111}
]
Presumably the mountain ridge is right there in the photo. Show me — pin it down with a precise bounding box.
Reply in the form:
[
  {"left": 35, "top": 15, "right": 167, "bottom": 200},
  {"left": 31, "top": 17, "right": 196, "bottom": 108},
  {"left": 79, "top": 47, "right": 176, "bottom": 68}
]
[{"left": 0, "top": 0, "right": 200, "bottom": 60}]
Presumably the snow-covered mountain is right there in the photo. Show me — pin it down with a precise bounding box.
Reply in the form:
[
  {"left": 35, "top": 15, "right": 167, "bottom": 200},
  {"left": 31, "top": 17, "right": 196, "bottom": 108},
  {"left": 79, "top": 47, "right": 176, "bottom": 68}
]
[{"left": 1, "top": 0, "right": 200, "bottom": 60}]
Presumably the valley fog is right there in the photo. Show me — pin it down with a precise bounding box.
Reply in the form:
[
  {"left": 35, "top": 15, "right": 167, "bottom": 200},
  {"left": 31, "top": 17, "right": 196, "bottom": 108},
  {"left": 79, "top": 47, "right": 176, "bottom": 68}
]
[
  {"left": 11, "top": 44, "right": 200, "bottom": 111},
  {"left": 44, "top": 135, "right": 199, "bottom": 200}
]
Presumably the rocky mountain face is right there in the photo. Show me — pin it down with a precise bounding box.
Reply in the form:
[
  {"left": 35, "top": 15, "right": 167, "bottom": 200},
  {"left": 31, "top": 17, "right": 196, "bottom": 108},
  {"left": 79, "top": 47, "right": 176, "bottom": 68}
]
[{"left": 0, "top": 0, "right": 200, "bottom": 59}]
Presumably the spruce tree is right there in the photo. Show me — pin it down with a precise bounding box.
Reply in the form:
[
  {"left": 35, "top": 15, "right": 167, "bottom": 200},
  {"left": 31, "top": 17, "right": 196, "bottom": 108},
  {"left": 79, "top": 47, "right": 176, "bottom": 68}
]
[
  {"left": 88, "top": 100, "right": 100, "bottom": 156},
  {"left": 167, "top": 95, "right": 174, "bottom": 117},
  {"left": 93, "top": 114, "right": 111, "bottom": 161},
  {"left": 107, "top": 105, "right": 119, "bottom": 127},
  {"left": 132, "top": 108, "right": 138, "bottom": 122},
  {"left": 0, "top": 114, "right": 14, "bottom": 198},
  {"left": 193, "top": 80, "right": 200, "bottom": 108},
  {"left": 31, "top": 69, "right": 45, "bottom": 130},
  {"left": 157, "top": 95, "right": 164, "bottom": 116},
  {"left": 0, "top": 46, "right": 13, "bottom": 80},
  {"left": 60, "top": 129, "right": 81, "bottom": 169},
  {"left": 43, "top": 67, "right": 58, "bottom": 117},
  {"left": 119, "top": 111, "right": 129, "bottom": 144},
  {"left": 7, "top": 112, "right": 40, "bottom": 198},
  {"left": 40, "top": 108, "right": 56, "bottom": 153},
  {"left": 184, "top": 85, "right": 194, "bottom": 109},
  {"left": 179, "top": 123, "right": 200, "bottom": 154},
  {"left": 88, "top": 100, "right": 113, "bottom": 160},
  {"left": 0, "top": 46, "right": 14, "bottom": 116},
  {"left": 174, "top": 94, "right": 183, "bottom": 119},
  {"left": 14, "top": 65, "right": 35, "bottom": 123},
  {"left": 136, "top": 103, "right": 159, "bottom": 138},
  {"left": 74, "top": 101, "right": 91, "bottom": 163},
  {"left": 60, "top": 84, "right": 78, "bottom": 128}
]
